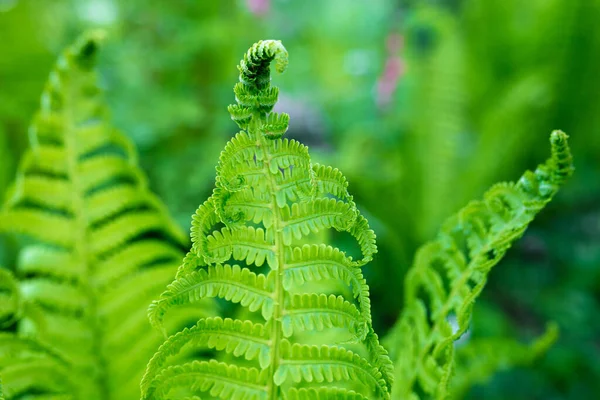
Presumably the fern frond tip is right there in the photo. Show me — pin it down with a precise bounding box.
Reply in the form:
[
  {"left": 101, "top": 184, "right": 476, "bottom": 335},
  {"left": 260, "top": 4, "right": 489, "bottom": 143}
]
[
  {"left": 69, "top": 29, "right": 107, "bottom": 68},
  {"left": 258, "top": 39, "right": 288, "bottom": 74},
  {"left": 549, "top": 130, "right": 574, "bottom": 182},
  {"left": 237, "top": 40, "right": 288, "bottom": 90},
  {"left": 230, "top": 40, "right": 290, "bottom": 134}
]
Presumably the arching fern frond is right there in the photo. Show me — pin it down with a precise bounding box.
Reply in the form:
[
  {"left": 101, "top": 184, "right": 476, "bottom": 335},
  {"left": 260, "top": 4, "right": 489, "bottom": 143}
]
[
  {"left": 144, "top": 40, "right": 393, "bottom": 399},
  {"left": 0, "top": 32, "right": 212, "bottom": 400},
  {"left": 384, "top": 131, "right": 573, "bottom": 399}
]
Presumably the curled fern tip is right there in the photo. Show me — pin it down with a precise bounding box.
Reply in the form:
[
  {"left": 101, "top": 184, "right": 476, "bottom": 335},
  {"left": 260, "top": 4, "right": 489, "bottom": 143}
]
[
  {"left": 549, "top": 130, "right": 574, "bottom": 183},
  {"left": 230, "top": 40, "right": 290, "bottom": 138},
  {"left": 70, "top": 29, "right": 107, "bottom": 68}
]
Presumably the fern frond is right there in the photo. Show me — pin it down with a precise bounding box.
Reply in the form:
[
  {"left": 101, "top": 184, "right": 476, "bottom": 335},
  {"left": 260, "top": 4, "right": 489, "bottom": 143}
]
[
  {"left": 144, "top": 40, "right": 392, "bottom": 399},
  {"left": 385, "top": 131, "right": 573, "bottom": 399},
  {"left": 0, "top": 32, "right": 212, "bottom": 399}
]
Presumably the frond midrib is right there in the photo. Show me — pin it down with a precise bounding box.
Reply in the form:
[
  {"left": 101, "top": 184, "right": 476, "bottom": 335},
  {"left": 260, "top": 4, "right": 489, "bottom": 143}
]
[
  {"left": 259, "top": 116, "right": 288, "bottom": 400},
  {"left": 62, "top": 67, "right": 109, "bottom": 398}
]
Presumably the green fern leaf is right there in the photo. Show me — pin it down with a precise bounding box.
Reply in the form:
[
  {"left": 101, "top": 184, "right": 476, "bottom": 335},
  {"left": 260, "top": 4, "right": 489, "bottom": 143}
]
[
  {"left": 144, "top": 40, "right": 393, "bottom": 399},
  {"left": 0, "top": 32, "right": 211, "bottom": 400},
  {"left": 385, "top": 131, "right": 573, "bottom": 399}
]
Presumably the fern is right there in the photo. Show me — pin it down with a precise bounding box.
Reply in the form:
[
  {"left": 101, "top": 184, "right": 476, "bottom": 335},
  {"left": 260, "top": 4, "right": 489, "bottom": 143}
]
[
  {"left": 384, "top": 130, "right": 573, "bottom": 399},
  {"left": 0, "top": 32, "right": 211, "bottom": 400},
  {"left": 143, "top": 40, "right": 394, "bottom": 399}
]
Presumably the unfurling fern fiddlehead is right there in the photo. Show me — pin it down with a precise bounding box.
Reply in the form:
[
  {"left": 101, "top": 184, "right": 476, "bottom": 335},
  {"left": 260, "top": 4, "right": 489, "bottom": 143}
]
[
  {"left": 0, "top": 32, "right": 212, "bottom": 400},
  {"left": 384, "top": 131, "right": 573, "bottom": 399},
  {"left": 143, "top": 40, "right": 394, "bottom": 399}
]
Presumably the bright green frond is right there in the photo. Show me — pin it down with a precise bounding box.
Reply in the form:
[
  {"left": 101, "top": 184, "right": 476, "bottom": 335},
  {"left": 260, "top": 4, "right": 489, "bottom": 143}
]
[
  {"left": 145, "top": 40, "right": 391, "bottom": 399},
  {"left": 0, "top": 31, "right": 211, "bottom": 399},
  {"left": 385, "top": 131, "right": 573, "bottom": 399}
]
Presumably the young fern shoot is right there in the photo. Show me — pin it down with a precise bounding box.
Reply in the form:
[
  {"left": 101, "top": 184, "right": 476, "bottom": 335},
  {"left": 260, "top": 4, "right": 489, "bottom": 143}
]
[
  {"left": 144, "top": 40, "right": 394, "bottom": 399},
  {"left": 384, "top": 131, "right": 573, "bottom": 399}
]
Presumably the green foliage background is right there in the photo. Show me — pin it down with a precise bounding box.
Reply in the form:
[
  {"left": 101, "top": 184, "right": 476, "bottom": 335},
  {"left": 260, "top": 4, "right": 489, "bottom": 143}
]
[{"left": 0, "top": 0, "right": 598, "bottom": 398}]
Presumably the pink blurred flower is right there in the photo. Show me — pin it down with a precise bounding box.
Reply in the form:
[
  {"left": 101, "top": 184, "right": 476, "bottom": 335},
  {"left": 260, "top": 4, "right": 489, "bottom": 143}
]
[
  {"left": 246, "top": 0, "right": 270, "bottom": 16},
  {"left": 377, "top": 33, "right": 405, "bottom": 109}
]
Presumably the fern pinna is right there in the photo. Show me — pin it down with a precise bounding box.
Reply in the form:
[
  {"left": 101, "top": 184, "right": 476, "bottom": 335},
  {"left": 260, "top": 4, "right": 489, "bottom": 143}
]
[
  {"left": 0, "top": 32, "right": 207, "bottom": 399},
  {"left": 143, "top": 40, "right": 394, "bottom": 399},
  {"left": 384, "top": 131, "right": 573, "bottom": 399}
]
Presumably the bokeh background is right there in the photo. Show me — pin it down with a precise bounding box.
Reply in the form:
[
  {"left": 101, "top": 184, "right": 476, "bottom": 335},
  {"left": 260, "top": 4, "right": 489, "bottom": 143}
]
[{"left": 1, "top": 0, "right": 599, "bottom": 398}]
